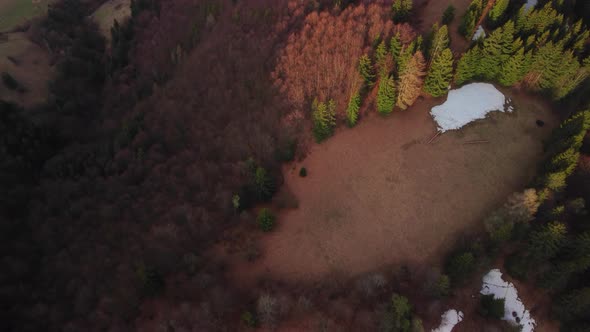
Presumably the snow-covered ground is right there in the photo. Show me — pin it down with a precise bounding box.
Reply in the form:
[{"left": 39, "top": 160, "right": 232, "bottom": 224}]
[
  {"left": 430, "top": 83, "right": 510, "bottom": 133},
  {"left": 481, "top": 269, "right": 536, "bottom": 332},
  {"left": 431, "top": 309, "right": 464, "bottom": 332},
  {"left": 473, "top": 25, "right": 486, "bottom": 41},
  {"left": 524, "top": 0, "right": 538, "bottom": 11}
]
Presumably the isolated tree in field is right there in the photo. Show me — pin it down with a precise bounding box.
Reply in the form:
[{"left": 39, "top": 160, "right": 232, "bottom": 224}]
[
  {"left": 377, "top": 76, "right": 397, "bottom": 115},
  {"left": 346, "top": 92, "right": 361, "bottom": 127},
  {"left": 312, "top": 99, "right": 337, "bottom": 142},
  {"left": 397, "top": 51, "right": 425, "bottom": 110},
  {"left": 359, "top": 54, "right": 375, "bottom": 86},
  {"left": 455, "top": 46, "right": 481, "bottom": 85},
  {"left": 528, "top": 222, "right": 567, "bottom": 261},
  {"left": 489, "top": 0, "right": 509, "bottom": 23},
  {"left": 424, "top": 48, "right": 454, "bottom": 97},
  {"left": 442, "top": 5, "right": 455, "bottom": 25},
  {"left": 392, "top": 0, "right": 413, "bottom": 23},
  {"left": 428, "top": 24, "right": 450, "bottom": 63},
  {"left": 257, "top": 208, "right": 276, "bottom": 232}
]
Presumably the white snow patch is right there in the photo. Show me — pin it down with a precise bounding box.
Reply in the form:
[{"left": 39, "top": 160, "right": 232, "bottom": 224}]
[
  {"left": 430, "top": 83, "right": 509, "bottom": 133},
  {"left": 431, "top": 309, "right": 464, "bottom": 332},
  {"left": 524, "top": 0, "right": 538, "bottom": 11},
  {"left": 473, "top": 25, "right": 486, "bottom": 41},
  {"left": 481, "top": 269, "right": 536, "bottom": 332}
]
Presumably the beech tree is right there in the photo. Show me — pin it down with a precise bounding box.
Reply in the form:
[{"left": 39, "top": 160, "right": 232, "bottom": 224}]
[
  {"left": 424, "top": 48, "right": 454, "bottom": 97},
  {"left": 377, "top": 76, "right": 397, "bottom": 115},
  {"left": 397, "top": 51, "right": 425, "bottom": 110}
]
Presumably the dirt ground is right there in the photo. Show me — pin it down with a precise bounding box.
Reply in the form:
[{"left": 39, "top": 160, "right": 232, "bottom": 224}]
[
  {"left": 0, "top": 32, "right": 53, "bottom": 108},
  {"left": 219, "top": 88, "right": 557, "bottom": 287},
  {"left": 0, "top": 0, "right": 56, "bottom": 32}
]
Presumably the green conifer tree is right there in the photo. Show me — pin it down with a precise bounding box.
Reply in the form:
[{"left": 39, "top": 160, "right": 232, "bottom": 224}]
[
  {"left": 358, "top": 54, "right": 375, "bottom": 86},
  {"left": 377, "top": 76, "right": 397, "bottom": 115},
  {"left": 390, "top": 33, "right": 402, "bottom": 60},
  {"left": 424, "top": 48, "right": 454, "bottom": 97},
  {"left": 489, "top": 0, "right": 509, "bottom": 23},
  {"left": 455, "top": 46, "right": 481, "bottom": 85},
  {"left": 528, "top": 222, "right": 567, "bottom": 261},
  {"left": 498, "top": 48, "right": 526, "bottom": 86},
  {"left": 428, "top": 24, "right": 450, "bottom": 63},
  {"left": 376, "top": 40, "right": 390, "bottom": 78},
  {"left": 392, "top": 0, "right": 413, "bottom": 23},
  {"left": 312, "top": 99, "right": 337, "bottom": 142},
  {"left": 346, "top": 92, "right": 361, "bottom": 127},
  {"left": 478, "top": 28, "right": 504, "bottom": 80}
]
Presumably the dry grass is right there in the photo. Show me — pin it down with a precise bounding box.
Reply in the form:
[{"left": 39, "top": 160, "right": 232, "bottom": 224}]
[
  {"left": 415, "top": 0, "right": 474, "bottom": 54},
  {"left": 0, "top": 32, "right": 53, "bottom": 108},
  {"left": 221, "top": 89, "right": 557, "bottom": 285},
  {"left": 91, "top": 0, "right": 131, "bottom": 41}
]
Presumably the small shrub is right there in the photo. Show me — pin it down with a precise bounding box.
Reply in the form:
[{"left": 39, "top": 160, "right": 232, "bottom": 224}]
[
  {"left": 257, "top": 208, "right": 275, "bottom": 232},
  {"left": 479, "top": 294, "right": 505, "bottom": 319},
  {"left": 299, "top": 167, "right": 307, "bottom": 177},
  {"left": 274, "top": 139, "right": 296, "bottom": 162},
  {"left": 442, "top": 5, "right": 455, "bottom": 25},
  {"left": 241, "top": 310, "right": 258, "bottom": 327}
]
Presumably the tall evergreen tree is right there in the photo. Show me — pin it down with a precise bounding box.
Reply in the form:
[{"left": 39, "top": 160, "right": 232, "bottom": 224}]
[
  {"left": 428, "top": 24, "right": 450, "bottom": 63},
  {"left": 557, "top": 288, "right": 590, "bottom": 322},
  {"left": 424, "top": 48, "right": 454, "bottom": 97},
  {"left": 525, "top": 41, "right": 564, "bottom": 91},
  {"left": 455, "top": 46, "right": 481, "bottom": 85},
  {"left": 397, "top": 42, "right": 414, "bottom": 76},
  {"left": 554, "top": 57, "right": 590, "bottom": 100},
  {"left": 528, "top": 222, "right": 567, "bottom": 261},
  {"left": 377, "top": 76, "right": 397, "bottom": 115},
  {"left": 358, "top": 54, "right": 375, "bottom": 87},
  {"left": 312, "top": 99, "right": 337, "bottom": 142},
  {"left": 397, "top": 51, "right": 426, "bottom": 110},
  {"left": 498, "top": 48, "right": 526, "bottom": 86},
  {"left": 489, "top": 0, "right": 509, "bottom": 23},
  {"left": 390, "top": 33, "right": 402, "bottom": 60},
  {"left": 459, "top": 0, "right": 484, "bottom": 38},
  {"left": 392, "top": 0, "right": 413, "bottom": 23},
  {"left": 478, "top": 28, "right": 504, "bottom": 80},
  {"left": 346, "top": 92, "right": 361, "bottom": 127}
]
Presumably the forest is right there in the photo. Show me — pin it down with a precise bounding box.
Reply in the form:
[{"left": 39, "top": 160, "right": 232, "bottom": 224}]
[{"left": 2, "top": 0, "right": 590, "bottom": 331}]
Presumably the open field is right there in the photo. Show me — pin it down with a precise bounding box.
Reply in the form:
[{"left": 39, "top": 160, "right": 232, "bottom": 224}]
[
  {"left": 0, "top": 32, "right": 53, "bottom": 108},
  {"left": 220, "top": 89, "right": 557, "bottom": 285},
  {"left": 91, "top": 0, "right": 131, "bottom": 41},
  {"left": 0, "top": 0, "right": 56, "bottom": 32}
]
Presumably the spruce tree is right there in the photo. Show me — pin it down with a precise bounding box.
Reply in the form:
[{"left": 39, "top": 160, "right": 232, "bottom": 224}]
[
  {"left": 528, "top": 222, "right": 567, "bottom": 261},
  {"left": 346, "top": 92, "right": 361, "bottom": 127},
  {"left": 424, "top": 48, "right": 454, "bottom": 97},
  {"left": 428, "top": 24, "right": 450, "bottom": 64},
  {"left": 377, "top": 76, "right": 397, "bottom": 115},
  {"left": 498, "top": 48, "right": 526, "bottom": 86},
  {"left": 392, "top": 0, "right": 413, "bottom": 23},
  {"left": 455, "top": 46, "right": 481, "bottom": 85},
  {"left": 478, "top": 28, "right": 504, "bottom": 80},
  {"left": 397, "top": 51, "right": 426, "bottom": 110},
  {"left": 312, "top": 99, "right": 336, "bottom": 142},
  {"left": 459, "top": 0, "right": 484, "bottom": 38},
  {"left": 358, "top": 54, "right": 375, "bottom": 86},
  {"left": 489, "top": 0, "right": 508, "bottom": 23},
  {"left": 554, "top": 57, "right": 590, "bottom": 100},
  {"left": 390, "top": 33, "right": 402, "bottom": 60},
  {"left": 397, "top": 41, "right": 415, "bottom": 76},
  {"left": 526, "top": 41, "right": 563, "bottom": 91}
]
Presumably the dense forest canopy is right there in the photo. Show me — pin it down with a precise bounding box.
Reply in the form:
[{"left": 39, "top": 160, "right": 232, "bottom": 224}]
[{"left": 2, "top": 0, "right": 590, "bottom": 331}]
